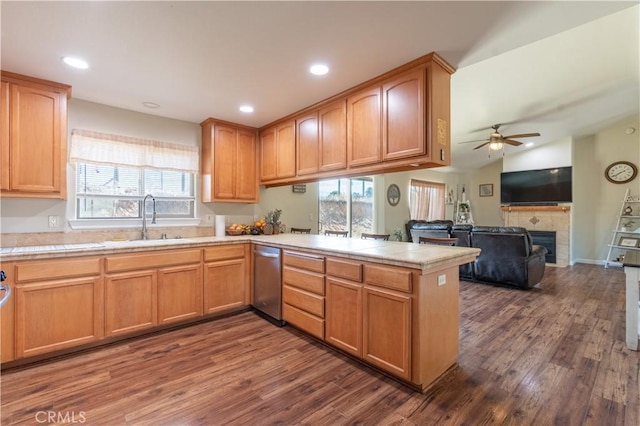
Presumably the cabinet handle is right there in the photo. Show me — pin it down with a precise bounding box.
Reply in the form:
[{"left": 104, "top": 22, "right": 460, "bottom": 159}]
[
  {"left": 253, "top": 249, "right": 280, "bottom": 258},
  {"left": 0, "top": 284, "right": 11, "bottom": 308}
]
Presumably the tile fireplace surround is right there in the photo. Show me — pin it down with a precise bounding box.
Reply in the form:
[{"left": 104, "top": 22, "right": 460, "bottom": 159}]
[{"left": 501, "top": 205, "right": 570, "bottom": 267}]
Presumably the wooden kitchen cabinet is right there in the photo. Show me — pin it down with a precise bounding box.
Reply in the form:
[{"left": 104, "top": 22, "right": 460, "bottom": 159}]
[
  {"left": 347, "top": 85, "right": 382, "bottom": 167},
  {"left": 13, "top": 257, "right": 103, "bottom": 358},
  {"left": 105, "top": 249, "right": 202, "bottom": 336},
  {"left": 363, "top": 286, "right": 412, "bottom": 380},
  {"left": 201, "top": 119, "right": 258, "bottom": 203},
  {"left": 282, "top": 250, "right": 325, "bottom": 339},
  {"left": 260, "top": 120, "right": 296, "bottom": 182},
  {"left": 296, "top": 112, "right": 319, "bottom": 176},
  {"left": 203, "top": 244, "right": 250, "bottom": 315},
  {"left": 318, "top": 100, "right": 347, "bottom": 172},
  {"left": 382, "top": 67, "right": 425, "bottom": 161},
  {"left": 0, "top": 71, "right": 70, "bottom": 198},
  {"left": 325, "top": 277, "right": 362, "bottom": 357}
]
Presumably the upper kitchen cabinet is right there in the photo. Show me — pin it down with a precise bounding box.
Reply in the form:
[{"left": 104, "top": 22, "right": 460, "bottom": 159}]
[
  {"left": 296, "top": 112, "right": 319, "bottom": 176},
  {"left": 382, "top": 68, "right": 425, "bottom": 161},
  {"left": 347, "top": 86, "right": 382, "bottom": 167},
  {"left": 318, "top": 100, "right": 347, "bottom": 172},
  {"left": 201, "top": 118, "right": 258, "bottom": 203},
  {"left": 1, "top": 71, "right": 71, "bottom": 199},
  {"left": 260, "top": 120, "right": 296, "bottom": 183}
]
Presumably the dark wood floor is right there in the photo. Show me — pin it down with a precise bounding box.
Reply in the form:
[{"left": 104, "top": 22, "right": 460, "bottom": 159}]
[{"left": 1, "top": 264, "right": 638, "bottom": 425}]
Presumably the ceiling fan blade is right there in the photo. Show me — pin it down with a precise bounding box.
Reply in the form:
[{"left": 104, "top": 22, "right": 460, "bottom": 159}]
[
  {"left": 459, "top": 138, "right": 489, "bottom": 144},
  {"left": 502, "top": 132, "right": 540, "bottom": 139},
  {"left": 503, "top": 139, "right": 523, "bottom": 146},
  {"left": 473, "top": 142, "right": 491, "bottom": 150}
]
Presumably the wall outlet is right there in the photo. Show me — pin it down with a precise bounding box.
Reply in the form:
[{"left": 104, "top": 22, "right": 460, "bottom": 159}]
[
  {"left": 438, "top": 274, "right": 447, "bottom": 286},
  {"left": 48, "top": 215, "right": 60, "bottom": 228},
  {"left": 205, "top": 214, "right": 214, "bottom": 224}
]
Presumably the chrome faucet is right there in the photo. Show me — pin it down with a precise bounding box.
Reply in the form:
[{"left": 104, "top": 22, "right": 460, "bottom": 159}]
[{"left": 141, "top": 194, "right": 156, "bottom": 240}]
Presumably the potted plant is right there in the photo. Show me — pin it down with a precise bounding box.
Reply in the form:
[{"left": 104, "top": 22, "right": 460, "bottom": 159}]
[
  {"left": 392, "top": 229, "right": 404, "bottom": 242},
  {"left": 459, "top": 202, "right": 469, "bottom": 212},
  {"left": 622, "top": 219, "right": 636, "bottom": 232}
]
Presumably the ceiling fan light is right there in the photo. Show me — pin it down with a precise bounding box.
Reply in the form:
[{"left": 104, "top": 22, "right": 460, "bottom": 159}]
[{"left": 489, "top": 142, "right": 504, "bottom": 150}]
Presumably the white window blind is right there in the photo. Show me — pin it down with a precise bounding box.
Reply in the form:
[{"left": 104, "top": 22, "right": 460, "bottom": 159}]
[{"left": 69, "top": 129, "right": 199, "bottom": 173}]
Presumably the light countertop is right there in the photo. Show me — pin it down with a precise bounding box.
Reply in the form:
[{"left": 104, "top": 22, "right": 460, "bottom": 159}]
[{"left": 0, "top": 234, "right": 480, "bottom": 272}]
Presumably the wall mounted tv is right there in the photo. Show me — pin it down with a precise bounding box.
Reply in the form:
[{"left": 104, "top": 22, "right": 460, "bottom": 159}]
[{"left": 500, "top": 166, "right": 572, "bottom": 205}]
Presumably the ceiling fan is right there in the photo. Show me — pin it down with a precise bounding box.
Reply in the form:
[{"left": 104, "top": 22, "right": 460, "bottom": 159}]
[{"left": 460, "top": 124, "right": 541, "bottom": 151}]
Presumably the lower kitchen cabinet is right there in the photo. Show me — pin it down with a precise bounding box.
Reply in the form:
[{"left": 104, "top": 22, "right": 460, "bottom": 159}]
[
  {"left": 325, "top": 277, "right": 362, "bottom": 357},
  {"left": 105, "top": 270, "right": 157, "bottom": 336},
  {"left": 105, "top": 249, "right": 202, "bottom": 336},
  {"left": 362, "top": 286, "right": 412, "bottom": 380},
  {"left": 13, "top": 257, "right": 103, "bottom": 358},
  {"left": 203, "top": 244, "right": 250, "bottom": 315}
]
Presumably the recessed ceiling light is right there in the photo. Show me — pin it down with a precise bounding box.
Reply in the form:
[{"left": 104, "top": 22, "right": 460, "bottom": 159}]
[
  {"left": 310, "top": 64, "right": 329, "bottom": 76},
  {"left": 62, "top": 56, "right": 89, "bottom": 69},
  {"left": 142, "top": 102, "right": 160, "bottom": 109},
  {"left": 239, "top": 105, "right": 254, "bottom": 113},
  {"left": 525, "top": 142, "right": 535, "bottom": 147}
]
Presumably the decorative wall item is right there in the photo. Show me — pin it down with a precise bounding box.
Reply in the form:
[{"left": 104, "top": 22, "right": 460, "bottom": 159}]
[
  {"left": 386, "top": 184, "right": 401, "bottom": 206},
  {"left": 479, "top": 183, "right": 493, "bottom": 197},
  {"left": 292, "top": 184, "right": 306, "bottom": 193}
]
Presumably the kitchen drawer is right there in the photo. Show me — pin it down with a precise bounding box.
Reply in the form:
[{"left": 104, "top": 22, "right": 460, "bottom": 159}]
[
  {"left": 205, "top": 244, "right": 246, "bottom": 262},
  {"left": 15, "top": 257, "right": 101, "bottom": 282},
  {"left": 283, "top": 284, "right": 324, "bottom": 318},
  {"left": 283, "top": 251, "right": 325, "bottom": 273},
  {"left": 364, "top": 264, "right": 412, "bottom": 293},
  {"left": 106, "top": 249, "right": 201, "bottom": 273},
  {"left": 326, "top": 258, "right": 363, "bottom": 282},
  {"left": 283, "top": 266, "right": 325, "bottom": 295},
  {"left": 283, "top": 303, "right": 324, "bottom": 340}
]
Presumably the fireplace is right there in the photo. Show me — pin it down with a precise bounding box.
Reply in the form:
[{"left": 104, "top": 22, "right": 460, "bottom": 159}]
[{"left": 529, "top": 230, "right": 557, "bottom": 264}]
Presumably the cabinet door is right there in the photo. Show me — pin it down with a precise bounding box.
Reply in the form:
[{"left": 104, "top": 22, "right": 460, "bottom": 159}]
[
  {"left": 382, "top": 68, "right": 425, "bottom": 161},
  {"left": 276, "top": 120, "right": 296, "bottom": 178},
  {"left": 157, "top": 264, "right": 203, "bottom": 325},
  {"left": 213, "top": 125, "right": 237, "bottom": 199},
  {"left": 203, "top": 258, "right": 248, "bottom": 315},
  {"left": 1, "top": 81, "right": 9, "bottom": 191},
  {"left": 9, "top": 83, "right": 65, "bottom": 194},
  {"left": 105, "top": 270, "right": 157, "bottom": 337},
  {"left": 319, "top": 100, "right": 347, "bottom": 171},
  {"left": 347, "top": 86, "right": 382, "bottom": 167},
  {"left": 260, "top": 127, "right": 277, "bottom": 181},
  {"left": 296, "top": 112, "right": 319, "bottom": 175},
  {"left": 325, "top": 277, "right": 362, "bottom": 357},
  {"left": 236, "top": 129, "right": 257, "bottom": 201},
  {"left": 363, "top": 286, "right": 411, "bottom": 380},
  {"left": 15, "top": 277, "right": 104, "bottom": 358}
]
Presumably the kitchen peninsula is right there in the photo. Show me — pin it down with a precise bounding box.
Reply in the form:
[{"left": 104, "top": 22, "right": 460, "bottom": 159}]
[{"left": 0, "top": 235, "right": 479, "bottom": 392}]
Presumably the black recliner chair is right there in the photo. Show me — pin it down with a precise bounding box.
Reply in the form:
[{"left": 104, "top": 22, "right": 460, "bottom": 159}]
[
  {"left": 470, "top": 226, "right": 547, "bottom": 289},
  {"left": 407, "top": 220, "right": 453, "bottom": 243},
  {"left": 451, "top": 224, "right": 473, "bottom": 279}
]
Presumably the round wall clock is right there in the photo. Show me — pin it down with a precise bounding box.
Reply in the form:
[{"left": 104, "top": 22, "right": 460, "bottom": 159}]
[
  {"left": 605, "top": 161, "right": 638, "bottom": 184},
  {"left": 386, "top": 184, "right": 401, "bottom": 206}
]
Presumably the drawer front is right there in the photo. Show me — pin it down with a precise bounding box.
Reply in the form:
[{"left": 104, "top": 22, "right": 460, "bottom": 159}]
[
  {"left": 106, "top": 249, "right": 201, "bottom": 273},
  {"left": 326, "top": 258, "right": 363, "bottom": 282},
  {"left": 283, "top": 266, "right": 325, "bottom": 295},
  {"left": 283, "top": 303, "right": 324, "bottom": 340},
  {"left": 16, "top": 257, "right": 101, "bottom": 282},
  {"left": 283, "top": 285, "right": 324, "bottom": 318},
  {"left": 364, "top": 264, "right": 412, "bottom": 293},
  {"left": 204, "top": 244, "right": 246, "bottom": 262},
  {"left": 283, "top": 251, "right": 325, "bottom": 273}
]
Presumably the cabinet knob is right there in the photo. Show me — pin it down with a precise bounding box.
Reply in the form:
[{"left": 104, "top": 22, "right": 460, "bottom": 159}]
[{"left": 0, "top": 270, "right": 5, "bottom": 282}]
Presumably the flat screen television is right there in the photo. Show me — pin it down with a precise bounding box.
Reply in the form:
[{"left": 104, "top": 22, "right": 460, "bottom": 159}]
[{"left": 500, "top": 166, "right": 572, "bottom": 205}]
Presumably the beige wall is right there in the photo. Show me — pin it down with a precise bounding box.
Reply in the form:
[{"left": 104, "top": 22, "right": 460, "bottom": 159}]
[{"left": 463, "top": 160, "right": 504, "bottom": 226}]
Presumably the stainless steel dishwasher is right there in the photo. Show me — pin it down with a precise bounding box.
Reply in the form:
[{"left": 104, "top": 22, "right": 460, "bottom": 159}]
[{"left": 252, "top": 245, "right": 284, "bottom": 325}]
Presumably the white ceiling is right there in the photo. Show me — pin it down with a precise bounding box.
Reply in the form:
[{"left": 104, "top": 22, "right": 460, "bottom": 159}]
[{"left": 2, "top": 1, "right": 638, "bottom": 172}]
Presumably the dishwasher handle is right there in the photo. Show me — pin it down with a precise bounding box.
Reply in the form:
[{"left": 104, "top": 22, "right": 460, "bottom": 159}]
[{"left": 253, "top": 249, "right": 280, "bottom": 259}]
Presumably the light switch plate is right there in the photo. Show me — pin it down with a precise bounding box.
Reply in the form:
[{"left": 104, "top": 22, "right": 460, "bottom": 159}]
[
  {"left": 438, "top": 274, "right": 447, "bottom": 286},
  {"left": 48, "top": 215, "right": 60, "bottom": 228}
]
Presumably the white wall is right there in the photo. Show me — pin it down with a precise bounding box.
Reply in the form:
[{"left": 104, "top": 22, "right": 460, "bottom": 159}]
[
  {"left": 503, "top": 137, "right": 572, "bottom": 171},
  {"left": 464, "top": 160, "right": 504, "bottom": 226}
]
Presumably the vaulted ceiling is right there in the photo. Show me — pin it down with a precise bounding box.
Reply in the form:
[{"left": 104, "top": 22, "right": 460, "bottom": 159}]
[{"left": 2, "top": 1, "right": 638, "bottom": 171}]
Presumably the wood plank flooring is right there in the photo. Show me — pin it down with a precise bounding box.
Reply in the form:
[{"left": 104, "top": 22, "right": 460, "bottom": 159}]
[{"left": 1, "top": 264, "right": 639, "bottom": 425}]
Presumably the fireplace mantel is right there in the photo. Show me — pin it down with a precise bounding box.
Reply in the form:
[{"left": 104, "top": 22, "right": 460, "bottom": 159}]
[{"left": 500, "top": 206, "right": 571, "bottom": 213}]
